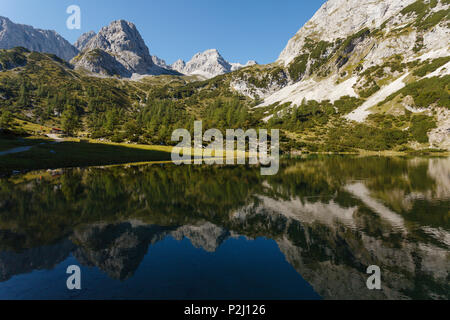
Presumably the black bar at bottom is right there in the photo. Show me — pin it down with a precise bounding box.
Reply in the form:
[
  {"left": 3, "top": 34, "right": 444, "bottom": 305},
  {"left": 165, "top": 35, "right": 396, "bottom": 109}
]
[{"left": 0, "top": 300, "right": 446, "bottom": 318}]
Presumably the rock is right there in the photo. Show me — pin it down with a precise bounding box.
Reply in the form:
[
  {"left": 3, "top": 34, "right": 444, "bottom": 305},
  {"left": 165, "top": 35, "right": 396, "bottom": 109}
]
[
  {"left": 72, "top": 48, "right": 132, "bottom": 77},
  {"left": 74, "top": 31, "right": 96, "bottom": 51},
  {"left": 170, "top": 59, "right": 186, "bottom": 73},
  {"left": 0, "top": 16, "right": 79, "bottom": 61},
  {"left": 72, "top": 20, "right": 155, "bottom": 76},
  {"left": 230, "top": 60, "right": 258, "bottom": 71},
  {"left": 72, "top": 20, "right": 181, "bottom": 77},
  {"left": 151, "top": 55, "right": 169, "bottom": 69},
  {"left": 172, "top": 49, "right": 258, "bottom": 78},
  {"left": 247, "top": 0, "right": 449, "bottom": 128},
  {"left": 278, "top": 0, "right": 417, "bottom": 65}
]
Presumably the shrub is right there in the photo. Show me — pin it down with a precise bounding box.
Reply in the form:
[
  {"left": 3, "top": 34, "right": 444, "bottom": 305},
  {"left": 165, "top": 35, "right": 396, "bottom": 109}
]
[
  {"left": 413, "top": 57, "right": 450, "bottom": 77},
  {"left": 288, "top": 54, "right": 309, "bottom": 81},
  {"left": 410, "top": 115, "right": 437, "bottom": 143}
]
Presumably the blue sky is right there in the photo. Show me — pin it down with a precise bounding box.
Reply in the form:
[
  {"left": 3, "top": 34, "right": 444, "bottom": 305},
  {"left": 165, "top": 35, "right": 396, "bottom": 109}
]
[{"left": 1, "top": 0, "right": 326, "bottom": 64}]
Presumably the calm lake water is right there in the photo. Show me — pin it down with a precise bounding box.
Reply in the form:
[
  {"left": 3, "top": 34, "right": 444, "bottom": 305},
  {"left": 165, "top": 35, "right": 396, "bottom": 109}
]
[{"left": 0, "top": 156, "right": 448, "bottom": 300}]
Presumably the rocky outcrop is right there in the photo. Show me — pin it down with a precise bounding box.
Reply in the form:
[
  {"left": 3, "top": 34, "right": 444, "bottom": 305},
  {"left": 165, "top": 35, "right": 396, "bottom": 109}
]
[
  {"left": 151, "top": 55, "right": 169, "bottom": 69},
  {"left": 0, "top": 16, "right": 78, "bottom": 61},
  {"left": 230, "top": 195, "right": 450, "bottom": 300},
  {"left": 71, "top": 48, "right": 132, "bottom": 77},
  {"left": 176, "top": 49, "right": 232, "bottom": 78},
  {"left": 170, "top": 59, "right": 186, "bottom": 73},
  {"left": 278, "top": 0, "right": 416, "bottom": 65},
  {"left": 74, "top": 31, "right": 96, "bottom": 51},
  {"left": 246, "top": 0, "right": 449, "bottom": 145}
]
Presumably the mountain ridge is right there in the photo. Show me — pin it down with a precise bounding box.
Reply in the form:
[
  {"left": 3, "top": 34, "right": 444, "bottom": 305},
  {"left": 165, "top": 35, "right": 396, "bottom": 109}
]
[
  {"left": 0, "top": 16, "right": 78, "bottom": 61},
  {"left": 278, "top": 0, "right": 418, "bottom": 65}
]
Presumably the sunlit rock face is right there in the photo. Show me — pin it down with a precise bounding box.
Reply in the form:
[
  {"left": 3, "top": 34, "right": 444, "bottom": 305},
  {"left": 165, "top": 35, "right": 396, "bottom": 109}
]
[
  {"left": 244, "top": 0, "right": 449, "bottom": 142},
  {"left": 72, "top": 20, "right": 179, "bottom": 77},
  {"left": 278, "top": 0, "right": 417, "bottom": 65},
  {"left": 171, "top": 49, "right": 258, "bottom": 79},
  {"left": 80, "top": 20, "right": 154, "bottom": 75},
  {"left": 74, "top": 31, "right": 96, "bottom": 52}
]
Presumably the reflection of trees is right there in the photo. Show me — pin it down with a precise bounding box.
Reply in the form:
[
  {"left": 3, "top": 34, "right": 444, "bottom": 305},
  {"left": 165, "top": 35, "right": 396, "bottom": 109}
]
[
  {"left": 0, "top": 165, "right": 263, "bottom": 248},
  {"left": 0, "top": 156, "right": 448, "bottom": 299},
  {"left": 0, "top": 157, "right": 448, "bottom": 248},
  {"left": 0, "top": 157, "right": 448, "bottom": 247}
]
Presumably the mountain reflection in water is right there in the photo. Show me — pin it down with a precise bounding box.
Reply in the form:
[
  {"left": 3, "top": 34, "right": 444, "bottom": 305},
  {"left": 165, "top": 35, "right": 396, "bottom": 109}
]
[{"left": 0, "top": 156, "right": 448, "bottom": 300}]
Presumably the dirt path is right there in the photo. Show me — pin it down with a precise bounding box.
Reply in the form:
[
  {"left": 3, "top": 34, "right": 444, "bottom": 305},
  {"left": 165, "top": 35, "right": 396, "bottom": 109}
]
[
  {"left": 46, "top": 134, "right": 65, "bottom": 142},
  {"left": 0, "top": 135, "right": 64, "bottom": 157}
]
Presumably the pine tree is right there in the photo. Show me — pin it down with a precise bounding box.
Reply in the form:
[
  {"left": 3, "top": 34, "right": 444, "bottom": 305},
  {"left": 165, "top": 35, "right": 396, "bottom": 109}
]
[
  {"left": 61, "top": 105, "right": 81, "bottom": 137},
  {"left": 17, "top": 82, "right": 29, "bottom": 107},
  {"left": 0, "top": 110, "right": 13, "bottom": 129}
]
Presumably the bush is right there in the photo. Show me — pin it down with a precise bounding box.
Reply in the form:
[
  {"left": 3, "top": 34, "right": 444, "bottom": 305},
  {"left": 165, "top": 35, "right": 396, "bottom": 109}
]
[
  {"left": 410, "top": 115, "right": 437, "bottom": 143},
  {"left": 326, "top": 123, "right": 408, "bottom": 151},
  {"left": 380, "top": 76, "right": 450, "bottom": 109},
  {"left": 413, "top": 57, "right": 450, "bottom": 77},
  {"left": 288, "top": 54, "right": 309, "bottom": 81}
]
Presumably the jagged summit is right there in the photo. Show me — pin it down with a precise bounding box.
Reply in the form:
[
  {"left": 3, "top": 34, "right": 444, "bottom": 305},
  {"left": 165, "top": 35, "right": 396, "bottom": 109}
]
[
  {"left": 151, "top": 55, "right": 169, "bottom": 69},
  {"left": 171, "top": 59, "right": 186, "bottom": 73},
  {"left": 76, "top": 19, "right": 154, "bottom": 75},
  {"left": 171, "top": 49, "right": 258, "bottom": 79},
  {"left": 0, "top": 16, "right": 78, "bottom": 61},
  {"left": 71, "top": 20, "right": 182, "bottom": 77},
  {"left": 182, "top": 49, "right": 232, "bottom": 78},
  {"left": 0, "top": 15, "right": 257, "bottom": 79}
]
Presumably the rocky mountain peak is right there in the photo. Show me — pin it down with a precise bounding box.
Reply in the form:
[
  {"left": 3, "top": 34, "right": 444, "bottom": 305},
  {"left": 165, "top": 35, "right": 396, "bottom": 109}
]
[
  {"left": 183, "top": 49, "right": 231, "bottom": 78},
  {"left": 73, "top": 20, "right": 162, "bottom": 77},
  {"left": 171, "top": 59, "right": 186, "bottom": 73},
  {"left": 172, "top": 49, "right": 257, "bottom": 79},
  {"left": 0, "top": 16, "right": 78, "bottom": 61},
  {"left": 78, "top": 19, "right": 154, "bottom": 75}
]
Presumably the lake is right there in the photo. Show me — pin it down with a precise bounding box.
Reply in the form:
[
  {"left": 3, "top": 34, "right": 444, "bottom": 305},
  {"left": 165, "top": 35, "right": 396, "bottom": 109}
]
[{"left": 0, "top": 156, "right": 448, "bottom": 300}]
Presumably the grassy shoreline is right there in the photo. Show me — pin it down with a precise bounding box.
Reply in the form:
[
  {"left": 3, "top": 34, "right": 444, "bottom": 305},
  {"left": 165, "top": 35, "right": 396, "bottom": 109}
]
[
  {"left": 0, "top": 137, "right": 173, "bottom": 176},
  {"left": 288, "top": 150, "right": 450, "bottom": 157},
  {"left": 0, "top": 136, "right": 448, "bottom": 176}
]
